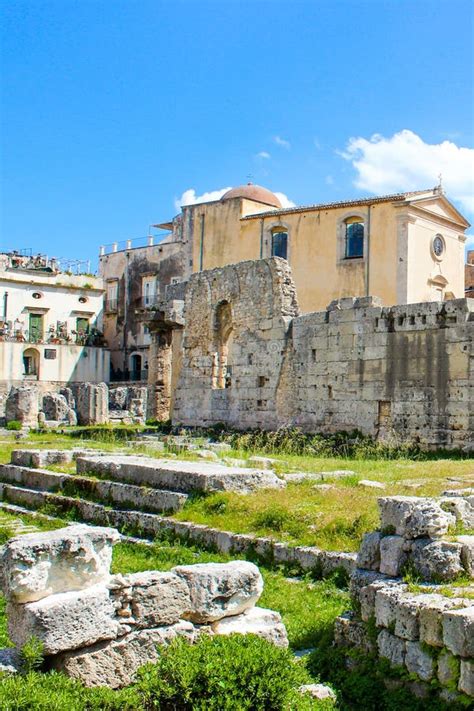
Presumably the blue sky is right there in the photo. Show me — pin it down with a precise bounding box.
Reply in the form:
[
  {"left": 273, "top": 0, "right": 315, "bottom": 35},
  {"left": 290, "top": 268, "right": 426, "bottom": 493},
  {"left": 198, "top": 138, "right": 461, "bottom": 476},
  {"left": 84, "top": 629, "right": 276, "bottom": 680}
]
[{"left": 1, "top": 0, "right": 473, "bottom": 266}]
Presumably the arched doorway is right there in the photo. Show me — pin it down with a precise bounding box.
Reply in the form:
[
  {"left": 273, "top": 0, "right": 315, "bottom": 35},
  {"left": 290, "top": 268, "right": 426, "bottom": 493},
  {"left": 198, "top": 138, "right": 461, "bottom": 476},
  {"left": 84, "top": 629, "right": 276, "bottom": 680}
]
[
  {"left": 23, "top": 348, "right": 40, "bottom": 379},
  {"left": 212, "top": 301, "right": 233, "bottom": 389}
]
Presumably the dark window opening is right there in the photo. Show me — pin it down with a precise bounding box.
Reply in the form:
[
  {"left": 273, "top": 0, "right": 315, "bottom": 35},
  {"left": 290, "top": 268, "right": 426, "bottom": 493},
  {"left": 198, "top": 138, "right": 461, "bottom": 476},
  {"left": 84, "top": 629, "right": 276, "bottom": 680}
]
[
  {"left": 272, "top": 231, "right": 288, "bottom": 260},
  {"left": 344, "top": 220, "right": 364, "bottom": 259}
]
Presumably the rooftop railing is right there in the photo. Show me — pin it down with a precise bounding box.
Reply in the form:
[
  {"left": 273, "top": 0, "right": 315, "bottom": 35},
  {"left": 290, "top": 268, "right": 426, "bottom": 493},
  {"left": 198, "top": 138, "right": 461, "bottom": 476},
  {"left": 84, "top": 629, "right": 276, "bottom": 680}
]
[{"left": 99, "top": 233, "right": 173, "bottom": 256}]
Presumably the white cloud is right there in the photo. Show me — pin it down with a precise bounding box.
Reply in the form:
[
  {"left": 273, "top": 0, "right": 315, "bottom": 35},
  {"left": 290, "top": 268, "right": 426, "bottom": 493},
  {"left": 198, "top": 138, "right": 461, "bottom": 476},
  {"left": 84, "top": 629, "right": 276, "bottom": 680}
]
[
  {"left": 274, "top": 192, "right": 296, "bottom": 208},
  {"left": 339, "top": 129, "right": 474, "bottom": 214},
  {"left": 174, "top": 187, "right": 232, "bottom": 211},
  {"left": 174, "top": 186, "right": 296, "bottom": 211},
  {"left": 256, "top": 151, "right": 271, "bottom": 159},
  {"left": 313, "top": 138, "right": 321, "bottom": 150},
  {"left": 273, "top": 135, "right": 291, "bottom": 150},
  {"left": 325, "top": 175, "right": 334, "bottom": 185},
  {"left": 466, "top": 233, "right": 474, "bottom": 249}
]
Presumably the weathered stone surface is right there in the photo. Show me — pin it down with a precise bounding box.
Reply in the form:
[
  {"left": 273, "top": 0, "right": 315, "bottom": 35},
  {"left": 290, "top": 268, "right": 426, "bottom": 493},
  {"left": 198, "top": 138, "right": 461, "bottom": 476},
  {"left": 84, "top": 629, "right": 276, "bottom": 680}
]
[
  {"left": 7, "top": 584, "right": 124, "bottom": 654},
  {"left": 210, "top": 607, "right": 288, "bottom": 648},
  {"left": 459, "top": 659, "right": 474, "bottom": 697},
  {"left": 74, "top": 383, "right": 109, "bottom": 425},
  {"left": 5, "top": 386, "right": 39, "bottom": 427},
  {"left": 0, "top": 524, "right": 120, "bottom": 603},
  {"left": 411, "top": 539, "right": 464, "bottom": 582},
  {"left": 377, "top": 629, "right": 405, "bottom": 667},
  {"left": 442, "top": 606, "right": 474, "bottom": 657},
  {"left": 419, "top": 596, "right": 465, "bottom": 647},
  {"left": 440, "top": 497, "right": 474, "bottom": 529},
  {"left": 76, "top": 454, "right": 286, "bottom": 494},
  {"left": 356, "top": 532, "right": 381, "bottom": 571},
  {"left": 173, "top": 561, "right": 263, "bottom": 623},
  {"left": 0, "top": 648, "right": 21, "bottom": 674},
  {"left": 405, "top": 640, "right": 435, "bottom": 681},
  {"left": 358, "top": 479, "right": 385, "bottom": 489},
  {"left": 334, "top": 612, "right": 373, "bottom": 652},
  {"left": 437, "top": 649, "right": 459, "bottom": 687},
  {"left": 349, "top": 568, "right": 391, "bottom": 604},
  {"left": 378, "top": 497, "right": 455, "bottom": 539},
  {"left": 53, "top": 621, "right": 196, "bottom": 688},
  {"left": 41, "top": 393, "right": 71, "bottom": 422},
  {"left": 108, "top": 571, "right": 191, "bottom": 627},
  {"left": 458, "top": 535, "right": 474, "bottom": 576},
  {"left": 375, "top": 586, "right": 403, "bottom": 629},
  {"left": 299, "top": 683, "right": 337, "bottom": 701},
  {"left": 379, "top": 535, "right": 407, "bottom": 576},
  {"left": 11, "top": 449, "right": 74, "bottom": 468}
]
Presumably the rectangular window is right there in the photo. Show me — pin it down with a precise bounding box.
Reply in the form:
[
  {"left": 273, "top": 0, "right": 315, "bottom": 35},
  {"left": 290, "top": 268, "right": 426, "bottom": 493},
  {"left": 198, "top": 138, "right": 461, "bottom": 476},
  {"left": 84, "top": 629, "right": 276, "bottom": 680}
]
[
  {"left": 142, "top": 276, "right": 158, "bottom": 307},
  {"left": 272, "top": 231, "right": 288, "bottom": 260},
  {"left": 106, "top": 281, "right": 118, "bottom": 312},
  {"left": 345, "top": 221, "right": 364, "bottom": 258}
]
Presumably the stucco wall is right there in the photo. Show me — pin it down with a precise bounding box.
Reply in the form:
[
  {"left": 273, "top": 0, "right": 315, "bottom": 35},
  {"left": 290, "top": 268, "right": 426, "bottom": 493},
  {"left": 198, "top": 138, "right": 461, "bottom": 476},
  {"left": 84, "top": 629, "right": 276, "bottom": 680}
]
[
  {"left": 0, "top": 342, "right": 109, "bottom": 384},
  {"left": 172, "top": 258, "right": 473, "bottom": 449}
]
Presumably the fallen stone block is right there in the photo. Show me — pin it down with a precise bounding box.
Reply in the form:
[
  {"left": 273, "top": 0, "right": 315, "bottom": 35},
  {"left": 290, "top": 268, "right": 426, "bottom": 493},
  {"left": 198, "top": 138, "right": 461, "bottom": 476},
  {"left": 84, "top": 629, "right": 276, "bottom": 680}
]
[
  {"left": 378, "top": 496, "right": 455, "bottom": 539},
  {"left": 52, "top": 621, "right": 196, "bottom": 688},
  {"left": 11, "top": 449, "right": 74, "bottom": 469},
  {"left": 358, "top": 480, "right": 385, "bottom": 489},
  {"left": 0, "top": 524, "right": 120, "bottom": 603},
  {"left": 440, "top": 497, "right": 474, "bottom": 530},
  {"left": 457, "top": 535, "right": 474, "bottom": 576},
  {"left": 7, "top": 584, "right": 124, "bottom": 654},
  {"left": 173, "top": 561, "right": 263, "bottom": 623},
  {"left": 0, "top": 648, "right": 21, "bottom": 675},
  {"left": 411, "top": 539, "right": 464, "bottom": 582},
  {"left": 299, "top": 683, "right": 336, "bottom": 701},
  {"left": 442, "top": 606, "right": 474, "bottom": 657},
  {"left": 210, "top": 607, "right": 288, "bottom": 647},
  {"left": 108, "top": 571, "right": 191, "bottom": 627}
]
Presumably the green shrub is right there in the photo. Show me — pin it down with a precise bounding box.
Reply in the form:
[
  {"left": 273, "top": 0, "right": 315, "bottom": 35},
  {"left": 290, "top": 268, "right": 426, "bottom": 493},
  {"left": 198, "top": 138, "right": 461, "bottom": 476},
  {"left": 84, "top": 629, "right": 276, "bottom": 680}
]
[
  {"left": 6, "top": 420, "right": 22, "bottom": 431},
  {"left": 19, "top": 637, "right": 44, "bottom": 673},
  {"left": 136, "top": 634, "right": 321, "bottom": 710},
  {"left": 0, "top": 670, "right": 141, "bottom": 710}
]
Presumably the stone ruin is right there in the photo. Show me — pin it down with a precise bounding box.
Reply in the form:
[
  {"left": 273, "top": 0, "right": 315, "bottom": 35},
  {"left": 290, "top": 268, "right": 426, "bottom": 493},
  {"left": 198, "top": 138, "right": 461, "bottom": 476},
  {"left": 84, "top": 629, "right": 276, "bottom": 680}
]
[
  {"left": 0, "top": 524, "right": 287, "bottom": 688},
  {"left": 2, "top": 382, "right": 148, "bottom": 429},
  {"left": 335, "top": 495, "right": 474, "bottom": 703}
]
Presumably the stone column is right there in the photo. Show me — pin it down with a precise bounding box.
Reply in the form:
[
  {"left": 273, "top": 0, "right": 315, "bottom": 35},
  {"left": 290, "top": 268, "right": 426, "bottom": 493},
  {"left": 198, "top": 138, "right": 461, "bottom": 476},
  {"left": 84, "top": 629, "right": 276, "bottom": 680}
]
[{"left": 147, "top": 329, "right": 173, "bottom": 421}]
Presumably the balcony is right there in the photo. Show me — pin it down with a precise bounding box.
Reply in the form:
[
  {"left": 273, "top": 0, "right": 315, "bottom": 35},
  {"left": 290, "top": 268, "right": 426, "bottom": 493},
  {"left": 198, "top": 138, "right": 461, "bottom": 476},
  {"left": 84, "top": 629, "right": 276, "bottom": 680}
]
[
  {"left": 105, "top": 298, "right": 118, "bottom": 314},
  {"left": 0, "top": 322, "right": 106, "bottom": 347}
]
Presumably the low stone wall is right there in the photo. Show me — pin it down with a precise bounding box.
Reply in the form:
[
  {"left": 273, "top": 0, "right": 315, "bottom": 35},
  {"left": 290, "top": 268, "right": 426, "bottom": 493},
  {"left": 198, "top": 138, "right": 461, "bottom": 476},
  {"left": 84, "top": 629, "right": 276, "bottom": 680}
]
[
  {"left": 0, "top": 524, "right": 288, "bottom": 688},
  {"left": 335, "top": 495, "right": 474, "bottom": 703}
]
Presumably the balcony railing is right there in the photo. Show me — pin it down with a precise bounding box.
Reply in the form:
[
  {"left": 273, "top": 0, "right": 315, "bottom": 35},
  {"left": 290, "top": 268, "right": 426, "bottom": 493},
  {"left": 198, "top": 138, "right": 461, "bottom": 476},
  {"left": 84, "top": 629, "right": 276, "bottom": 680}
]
[
  {"left": 138, "top": 295, "right": 162, "bottom": 309},
  {"left": 0, "top": 328, "right": 106, "bottom": 347}
]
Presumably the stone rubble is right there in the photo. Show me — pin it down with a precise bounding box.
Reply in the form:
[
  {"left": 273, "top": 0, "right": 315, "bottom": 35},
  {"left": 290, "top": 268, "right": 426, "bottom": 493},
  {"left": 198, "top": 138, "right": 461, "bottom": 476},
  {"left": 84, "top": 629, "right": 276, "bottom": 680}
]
[{"left": 0, "top": 524, "right": 288, "bottom": 687}]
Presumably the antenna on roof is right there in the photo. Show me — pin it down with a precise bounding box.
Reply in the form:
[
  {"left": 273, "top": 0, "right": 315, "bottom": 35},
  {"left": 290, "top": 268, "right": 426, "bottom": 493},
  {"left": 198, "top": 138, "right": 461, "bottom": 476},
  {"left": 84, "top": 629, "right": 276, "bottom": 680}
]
[
  {"left": 437, "top": 173, "right": 444, "bottom": 194},
  {"left": 246, "top": 173, "right": 253, "bottom": 185}
]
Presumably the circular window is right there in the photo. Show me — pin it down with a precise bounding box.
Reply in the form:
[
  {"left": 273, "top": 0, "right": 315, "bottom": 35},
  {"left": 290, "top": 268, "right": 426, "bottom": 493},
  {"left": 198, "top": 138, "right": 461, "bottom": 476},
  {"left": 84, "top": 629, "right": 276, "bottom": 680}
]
[
  {"left": 78, "top": 296, "right": 88, "bottom": 304},
  {"left": 32, "top": 292, "right": 42, "bottom": 300},
  {"left": 432, "top": 234, "right": 445, "bottom": 259}
]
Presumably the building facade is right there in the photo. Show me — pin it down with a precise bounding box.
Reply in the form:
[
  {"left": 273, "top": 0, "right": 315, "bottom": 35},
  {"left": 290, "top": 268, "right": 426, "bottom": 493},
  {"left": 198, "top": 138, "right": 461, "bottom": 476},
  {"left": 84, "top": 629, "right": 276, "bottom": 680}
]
[
  {"left": 0, "top": 251, "right": 109, "bottom": 407},
  {"left": 466, "top": 249, "right": 474, "bottom": 298}
]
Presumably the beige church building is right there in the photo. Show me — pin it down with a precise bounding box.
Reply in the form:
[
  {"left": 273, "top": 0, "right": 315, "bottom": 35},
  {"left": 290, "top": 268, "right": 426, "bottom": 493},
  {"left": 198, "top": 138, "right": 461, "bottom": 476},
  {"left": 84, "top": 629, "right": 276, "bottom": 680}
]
[{"left": 168, "top": 183, "right": 469, "bottom": 312}]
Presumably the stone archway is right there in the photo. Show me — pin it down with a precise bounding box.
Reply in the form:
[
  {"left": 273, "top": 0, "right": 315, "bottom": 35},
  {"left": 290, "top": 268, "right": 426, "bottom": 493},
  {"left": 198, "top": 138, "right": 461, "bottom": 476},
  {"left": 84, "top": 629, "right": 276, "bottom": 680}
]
[{"left": 23, "top": 347, "right": 40, "bottom": 379}]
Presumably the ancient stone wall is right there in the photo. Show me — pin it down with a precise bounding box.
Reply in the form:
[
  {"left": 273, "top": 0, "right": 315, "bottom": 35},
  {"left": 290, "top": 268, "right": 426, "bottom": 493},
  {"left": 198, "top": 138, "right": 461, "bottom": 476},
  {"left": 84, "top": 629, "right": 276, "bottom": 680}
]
[
  {"left": 335, "top": 495, "right": 474, "bottom": 703},
  {"left": 172, "top": 258, "right": 474, "bottom": 449}
]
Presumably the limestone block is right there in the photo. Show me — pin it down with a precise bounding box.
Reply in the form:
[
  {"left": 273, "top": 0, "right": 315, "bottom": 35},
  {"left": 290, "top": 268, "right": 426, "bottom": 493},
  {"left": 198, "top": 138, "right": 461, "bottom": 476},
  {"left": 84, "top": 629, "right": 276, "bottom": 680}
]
[
  {"left": 418, "top": 595, "right": 464, "bottom": 647},
  {"left": 359, "top": 580, "right": 393, "bottom": 622},
  {"left": 393, "top": 594, "right": 438, "bottom": 641},
  {"left": 0, "top": 524, "right": 120, "bottom": 603},
  {"left": 437, "top": 649, "right": 459, "bottom": 687},
  {"left": 334, "top": 612, "right": 373, "bottom": 652},
  {"left": 375, "top": 586, "right": 404, "bottom": 629},
  {"left": 0, "top": 648, "right": 21, "bottom": 675},
  {"left": 379, "top": 535, "right": 408, "bottom": 576},
  {"left": 349, "top": 568, "right": 392, "bottom": 605},
  {"left": 41, "top": 393, "right": 70, "bottom": 422},
  {"left": 411, "top": 539, "right": 464, "bottom": 582},
  {"left": 7, "top": 584, "right": 124, "bottom": 654},
  {"left": 356, "top": 532, "right": 381, "bottom": 571},
  {"left": 358, "top": 480, "right": 385, "bottom": 489},
  {"left": 459, "top": 660, "right": 474, "bottom": 697},
  {"left": 108, "top": 571, "right": 192, "bottom": 627},
  {"left": 74, "top": 383, "right": 109, "bottom": 425},
  {"left": 299, "top": 684, "right": 337, "bottom": 701},
  {"left": 440, "top": 497, "right": 474, "bottom": 529},
  {"left": 457, "top": 535, "right": 474, "bottom": 576},
  {"left": 442, "top": 607, "right": 474, "bottom": 657},
  {"left": 5, "top": 386, "right": 39, "bottom": 427},
  {"left": 378, "top": 497, "right": 455, "bottom": 539},
  {"left": 173, "top": 561, "right": 263, "bottom": 623},
  {"left": 405, "top": 640, "right": 435, "bottom": 681},
  {"left": 210, "top": 607, "right": 288, "bottom": 648},
  {"left": 11, "top": 449, "right": 74, "bottom": 469},
  {"left": 377, "top": 629, "right": 405, "bottom": 667},
  {"left": 53, "top": 621, "right": 196, "bottom": 688}
]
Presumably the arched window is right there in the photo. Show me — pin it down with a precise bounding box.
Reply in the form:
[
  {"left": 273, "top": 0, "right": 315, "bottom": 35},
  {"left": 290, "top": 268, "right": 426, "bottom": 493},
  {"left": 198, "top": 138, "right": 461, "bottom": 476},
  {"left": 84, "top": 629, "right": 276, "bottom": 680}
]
[
  {"left": 344, "top": 217, "right": 364, "bottom": 259},
  {"left": 271, "top": 230, "right": 288, "bottom": 260},
  {"left": 212, "top": 301, "right": 233, "bottom": 389},
  {"left": 23, "top": 348, "right": 40, "bottom": 378}
]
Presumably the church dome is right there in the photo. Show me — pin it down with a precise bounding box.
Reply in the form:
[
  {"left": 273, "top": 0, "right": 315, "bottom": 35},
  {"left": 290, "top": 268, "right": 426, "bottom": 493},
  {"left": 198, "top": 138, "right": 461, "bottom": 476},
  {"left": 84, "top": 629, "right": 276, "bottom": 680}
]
[{"left": 221, "top": 183, "right": 282, "bottom": 208}]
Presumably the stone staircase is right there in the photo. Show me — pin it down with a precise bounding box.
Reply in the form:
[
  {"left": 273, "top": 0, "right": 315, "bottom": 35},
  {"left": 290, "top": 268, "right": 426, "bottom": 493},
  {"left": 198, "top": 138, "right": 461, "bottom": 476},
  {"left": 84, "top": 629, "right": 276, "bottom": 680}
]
[{"left": 0, "top": 449, "right": 285, "bottom": 519}]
